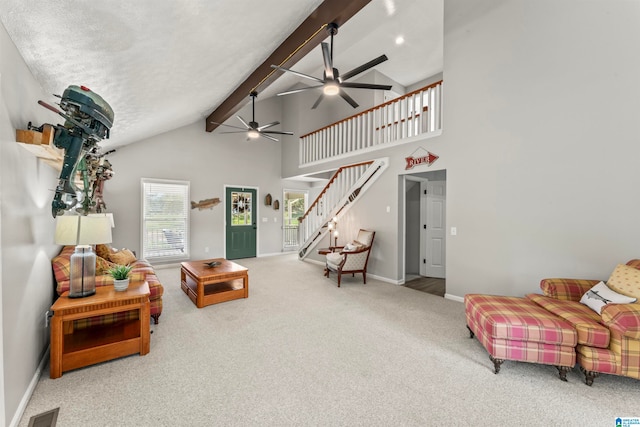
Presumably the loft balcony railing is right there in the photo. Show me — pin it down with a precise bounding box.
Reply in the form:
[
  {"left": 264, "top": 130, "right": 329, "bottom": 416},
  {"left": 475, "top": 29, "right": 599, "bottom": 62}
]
[{"left": 299, "top": 80, "right": 443, "bottom": 166}]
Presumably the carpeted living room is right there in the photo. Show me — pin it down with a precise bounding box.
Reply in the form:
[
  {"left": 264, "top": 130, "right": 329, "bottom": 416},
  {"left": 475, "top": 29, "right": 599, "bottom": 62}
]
[
  {"left": 3, "top": 1, "right": 640, "bottom": 426},
  {"left": 17, "top": 256, "right": 640, "bottom": 426}
]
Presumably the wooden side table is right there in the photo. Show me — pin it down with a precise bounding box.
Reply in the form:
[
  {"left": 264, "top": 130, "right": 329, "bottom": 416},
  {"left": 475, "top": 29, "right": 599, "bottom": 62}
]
[
  {"left": 50, "top": 280, "right": 150, "bottom": 379},
  {"left": 317, "top": 247, "right": 336, "bottom": 255}
]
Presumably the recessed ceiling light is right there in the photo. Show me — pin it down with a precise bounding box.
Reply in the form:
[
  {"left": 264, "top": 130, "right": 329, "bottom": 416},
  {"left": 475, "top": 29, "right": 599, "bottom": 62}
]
[
  {"left": 395, "top": 35, "right": 405, "bottom": 45},
  {"left": 384, "top": 0, "right": 396, "bottom": 16}
]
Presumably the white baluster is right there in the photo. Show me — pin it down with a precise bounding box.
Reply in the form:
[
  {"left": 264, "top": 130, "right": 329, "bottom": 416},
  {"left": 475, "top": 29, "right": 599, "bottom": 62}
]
[
  {"left": 422, "top": 89, "right": 429, "bottom": 134},
  {"left": 435, "top": 83, "right": 442, "bottom": 131}
]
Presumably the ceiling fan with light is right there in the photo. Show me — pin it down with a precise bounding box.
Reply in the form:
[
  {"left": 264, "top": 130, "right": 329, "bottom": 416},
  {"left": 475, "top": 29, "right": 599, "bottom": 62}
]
[
  {"left": 271, "top": 22, "right": 392, "bottom": 109},
  {"left": 210, "top": 91, "right": 293, "bottom": 142}
]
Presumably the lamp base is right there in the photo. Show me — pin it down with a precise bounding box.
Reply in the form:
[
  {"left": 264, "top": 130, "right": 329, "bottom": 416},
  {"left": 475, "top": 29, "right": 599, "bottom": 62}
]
[
  {"left": 68, "top": 289, "right": 96, "bottom": 298},
  {"left": 69, "top": 245, "right": 97, "bottom": 298}
]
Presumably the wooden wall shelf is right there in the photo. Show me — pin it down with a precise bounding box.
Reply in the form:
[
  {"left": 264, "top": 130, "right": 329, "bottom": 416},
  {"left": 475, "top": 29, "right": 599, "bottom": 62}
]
[{"left": 16, "top": 124, "right": 63, "bottom": 171}]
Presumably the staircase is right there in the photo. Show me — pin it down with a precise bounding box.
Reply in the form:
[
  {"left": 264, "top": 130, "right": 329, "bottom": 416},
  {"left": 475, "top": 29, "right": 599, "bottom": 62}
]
[{"left": 297, "top": 158, "right": 388, "bottom": 259}]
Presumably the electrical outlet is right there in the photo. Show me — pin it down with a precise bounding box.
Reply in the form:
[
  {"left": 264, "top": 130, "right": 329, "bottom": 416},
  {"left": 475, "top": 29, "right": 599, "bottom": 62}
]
[{"left": 204, "top": 247, "right": 209, "bottom": 253}]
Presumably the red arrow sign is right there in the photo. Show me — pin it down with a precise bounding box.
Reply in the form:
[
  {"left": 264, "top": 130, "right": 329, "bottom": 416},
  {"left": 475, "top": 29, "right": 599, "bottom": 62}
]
[{"left": 405, "top": 151, "right": 439, "bottom": 170}]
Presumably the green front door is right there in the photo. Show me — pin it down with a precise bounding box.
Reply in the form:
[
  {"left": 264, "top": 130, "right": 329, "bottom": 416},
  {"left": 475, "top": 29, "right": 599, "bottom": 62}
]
[{"left": 225, "top": 187, "right": 257, "bottom": 259}]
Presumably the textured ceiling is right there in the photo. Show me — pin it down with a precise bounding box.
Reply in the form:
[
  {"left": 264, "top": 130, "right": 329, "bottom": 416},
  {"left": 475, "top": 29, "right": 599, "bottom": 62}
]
[{"left": 0, "top": 0, "right": 442, "bottom": 150}]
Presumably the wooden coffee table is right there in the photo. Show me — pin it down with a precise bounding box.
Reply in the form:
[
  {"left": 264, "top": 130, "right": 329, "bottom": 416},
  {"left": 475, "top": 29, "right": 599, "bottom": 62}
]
[
  {"left": 181, "top": 258, "right": 249, "bottom": 308},
  {"left": 49, "top": 280, "right": 150, "bottom": 379}
]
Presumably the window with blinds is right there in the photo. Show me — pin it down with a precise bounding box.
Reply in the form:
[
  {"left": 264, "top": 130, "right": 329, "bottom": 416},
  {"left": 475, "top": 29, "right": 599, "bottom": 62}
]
[{"left": 141, "top": 178, "right": 190, "bottom": 261}]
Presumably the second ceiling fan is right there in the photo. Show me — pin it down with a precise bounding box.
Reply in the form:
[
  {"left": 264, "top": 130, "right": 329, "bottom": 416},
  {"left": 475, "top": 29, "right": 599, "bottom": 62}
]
[
  {"left": 210, "top": 91, "right": 293, "bottom": 142},
  {"left": 272, "top": 22, "right": 392, "bottom": 109}
]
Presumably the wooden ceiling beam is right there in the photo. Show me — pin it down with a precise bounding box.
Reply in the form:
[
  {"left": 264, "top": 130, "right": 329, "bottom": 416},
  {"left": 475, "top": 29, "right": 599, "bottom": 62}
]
[{"left": 205, "top": 0, "right": 372, "bottom": 132}]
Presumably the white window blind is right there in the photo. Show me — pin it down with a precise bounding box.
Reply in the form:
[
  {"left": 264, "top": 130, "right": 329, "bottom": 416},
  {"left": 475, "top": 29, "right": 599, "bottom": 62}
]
[{"left": 141, "top": 178, "right": 190, "bottom": 261}]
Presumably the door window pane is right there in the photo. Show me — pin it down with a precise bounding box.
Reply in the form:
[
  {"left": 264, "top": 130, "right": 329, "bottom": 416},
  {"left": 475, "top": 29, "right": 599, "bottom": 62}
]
[{"left": 231, "top": 191, "right": 252, "bottom": 226}]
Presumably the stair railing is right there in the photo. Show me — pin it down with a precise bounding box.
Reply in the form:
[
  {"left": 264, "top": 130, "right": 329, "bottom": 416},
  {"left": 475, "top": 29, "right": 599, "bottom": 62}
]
[{"left": 297, "top": 158, "right": 388, "bottom": 258}]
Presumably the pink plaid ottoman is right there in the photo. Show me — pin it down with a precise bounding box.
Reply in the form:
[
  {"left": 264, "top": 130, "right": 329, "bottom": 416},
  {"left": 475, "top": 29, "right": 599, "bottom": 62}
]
[{"left": 465, "top": 294, "right": 577, "bottom": 381}]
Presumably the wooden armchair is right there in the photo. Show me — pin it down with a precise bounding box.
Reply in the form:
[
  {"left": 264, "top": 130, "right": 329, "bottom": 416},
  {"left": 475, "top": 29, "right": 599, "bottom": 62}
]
[{"left": 324, "top": 229, "right": 375, "bottom": 287}]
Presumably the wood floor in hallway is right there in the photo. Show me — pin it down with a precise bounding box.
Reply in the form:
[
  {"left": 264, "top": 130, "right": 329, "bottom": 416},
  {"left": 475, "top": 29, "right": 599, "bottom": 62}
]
[{"left": 403, "top": 276, "right": 445, "bottom": 297}]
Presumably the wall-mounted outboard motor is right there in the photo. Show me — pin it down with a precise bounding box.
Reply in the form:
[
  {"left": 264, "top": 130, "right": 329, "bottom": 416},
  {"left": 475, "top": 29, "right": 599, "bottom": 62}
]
[{"left": 39, "top": 85, "right": 114, "bottom": 217}]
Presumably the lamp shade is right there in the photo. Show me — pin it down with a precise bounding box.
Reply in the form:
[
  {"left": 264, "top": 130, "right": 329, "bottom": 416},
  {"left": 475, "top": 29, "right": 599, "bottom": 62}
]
[
  {"left": 89, "top": 212, "right": 115, "bottom": 228},
  {"left": 55, "top": 215, "right": 113, "bottom": 245}
]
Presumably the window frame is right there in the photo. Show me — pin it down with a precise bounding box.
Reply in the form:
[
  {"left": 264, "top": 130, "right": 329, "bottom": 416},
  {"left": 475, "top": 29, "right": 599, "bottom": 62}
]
[{"left": 140, "top": 178, "right": 190, "bottom": 263}]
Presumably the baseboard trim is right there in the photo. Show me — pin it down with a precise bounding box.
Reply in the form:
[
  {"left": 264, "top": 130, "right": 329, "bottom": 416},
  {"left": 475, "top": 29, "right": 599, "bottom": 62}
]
[
  {"left": 444, "top": 293, "right": 464, "bottom": 303},
  {"left": 303, "top": 259, "right": 402, "bottom": 285},
  {"left": 367, "top": 273, "right": 401, "bottom": 285},
  {"left": 10, "top": 346, "right": 49, "bottom": 427},
  {"left": 258, "top": 252, "right": 292, "bottom": 258}
]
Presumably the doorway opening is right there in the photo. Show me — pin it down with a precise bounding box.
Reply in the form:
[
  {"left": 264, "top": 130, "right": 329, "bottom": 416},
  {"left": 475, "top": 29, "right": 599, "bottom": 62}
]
[
  {"left": 403, "top": 170, "right": 446, "bottom": 297},
  {"left": 282, "top": 189, "right": 308, "bottom": 251}
]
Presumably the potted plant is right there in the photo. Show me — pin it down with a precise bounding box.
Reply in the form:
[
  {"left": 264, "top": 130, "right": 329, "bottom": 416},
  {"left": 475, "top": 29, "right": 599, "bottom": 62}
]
[{"left": 107, "top": 264, "right": 133, "bottom": 291}]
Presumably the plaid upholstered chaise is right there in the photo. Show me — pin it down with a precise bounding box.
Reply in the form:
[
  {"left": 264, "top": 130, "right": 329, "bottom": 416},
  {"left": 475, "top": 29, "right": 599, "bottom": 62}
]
[
  {"left": 466, "top": 259, "right": 640, "bottom": 386},
  {"left": 324, "top": 229, "right": 375, "bottom": 287},
  {"left": 529, "top": 259, "right": 640, "bottom": 386},
  {"left": 52, "top": 245, "right": 164, "bottom": 325}
]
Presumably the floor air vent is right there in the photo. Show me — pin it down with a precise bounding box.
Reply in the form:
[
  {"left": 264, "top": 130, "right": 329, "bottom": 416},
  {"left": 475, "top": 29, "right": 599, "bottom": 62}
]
[{"left": 28, "top": 407, "right": 59, "bottom": 427}]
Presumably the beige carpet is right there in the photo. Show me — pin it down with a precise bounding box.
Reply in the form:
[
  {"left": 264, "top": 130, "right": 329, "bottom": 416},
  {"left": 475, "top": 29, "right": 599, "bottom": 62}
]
[{"left": 18, "top": 254, "right": 640, "bottom": 426}]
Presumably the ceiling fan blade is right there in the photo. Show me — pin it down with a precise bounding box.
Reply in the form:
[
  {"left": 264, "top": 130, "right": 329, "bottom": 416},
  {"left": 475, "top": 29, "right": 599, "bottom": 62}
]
[
  {"left": 339, "top": 90, "right": 359, "bottom": 108},
  {"left": 257, "top": 121, "right": 280, "bottom": 131},
  {"left": 277, "top": 85, "right": 324, "bottom": 97},
  {"left": 263, "top": 130, "right": 294, "bottom": 135},
  {"left": 210, "top": 122, "right": 249, "bottom": 131},
  {"left": 219, "top": 131, "right": 249, "bottom": 134},
  {"left": 339, "top": 54, "right": 389, "bottom": 82},
  {"left": 271, "top": 65, "right": 324, "bottom": 83},
  {"left": 259, "top": 132, "right": 279, "bottom": 142},
  {"left": 311, "top": 93, "right": 325, "bottom": 110},
  {"left": 236, "top": 115, "right": 250, "bottom": 129},
  {"left": 321, "top": 42, "right": 334, "bottom": 80},
  {"left": 340, "top": 82, "right": 393, "bottom": 91}
]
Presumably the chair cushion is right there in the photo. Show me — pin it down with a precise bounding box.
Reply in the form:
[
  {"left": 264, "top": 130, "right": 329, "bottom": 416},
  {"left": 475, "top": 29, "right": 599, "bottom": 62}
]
[
  {"left": 527, "top": 293, "right": 610, "bottom": 348},
  {"left": 576, "top": 344, "right": 620, "bottom": 375},
  {"left": 356, "top": 230, "right": 374, "bottom": 246},
  {"left": 326, "top": 252, "right": 344, "bottom": 269}
]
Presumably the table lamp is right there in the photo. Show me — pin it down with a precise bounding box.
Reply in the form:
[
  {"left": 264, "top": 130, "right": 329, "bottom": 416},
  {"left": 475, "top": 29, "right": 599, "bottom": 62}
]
[{"left": 55, "top": 214, "right": 113, "bottom": 298}]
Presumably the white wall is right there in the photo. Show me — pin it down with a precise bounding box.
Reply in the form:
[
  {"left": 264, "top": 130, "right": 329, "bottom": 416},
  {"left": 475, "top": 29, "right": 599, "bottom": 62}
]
[
  {"left": 104, "top": 95, "right": 287, "bottom": 259},
  {"left": 440, "top": 0, "right": 640, "bottom": 297},
  {"left": 0, "top": 22, "right": 59, "bottom": 427},
  {"left": 289, "top": 0, "right": 640, "bottom": 298}
]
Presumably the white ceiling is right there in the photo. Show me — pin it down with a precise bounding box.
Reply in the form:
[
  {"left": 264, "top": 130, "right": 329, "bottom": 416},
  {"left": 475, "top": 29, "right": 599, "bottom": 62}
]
[{"left": 0, "top": 0, "right": 442, "bottom": 150}]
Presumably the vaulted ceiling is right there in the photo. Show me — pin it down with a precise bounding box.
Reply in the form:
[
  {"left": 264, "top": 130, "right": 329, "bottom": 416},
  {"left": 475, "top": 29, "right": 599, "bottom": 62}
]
[{"left": 0, "top": 0, "right": 442, "bottom": 150}]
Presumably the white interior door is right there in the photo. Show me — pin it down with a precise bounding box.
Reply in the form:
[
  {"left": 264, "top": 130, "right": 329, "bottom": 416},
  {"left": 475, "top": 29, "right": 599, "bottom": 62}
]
[{"left": 423, "top": 180, "right": 446, "bottom": 278}]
